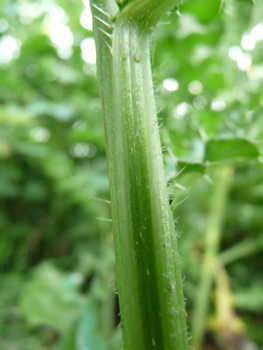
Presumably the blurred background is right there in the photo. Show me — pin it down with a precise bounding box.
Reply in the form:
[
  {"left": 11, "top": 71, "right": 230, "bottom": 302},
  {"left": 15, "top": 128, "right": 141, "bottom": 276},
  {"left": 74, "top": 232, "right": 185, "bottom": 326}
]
[{"left": 0, "top": 0, "right": 263, "bottom": 349}]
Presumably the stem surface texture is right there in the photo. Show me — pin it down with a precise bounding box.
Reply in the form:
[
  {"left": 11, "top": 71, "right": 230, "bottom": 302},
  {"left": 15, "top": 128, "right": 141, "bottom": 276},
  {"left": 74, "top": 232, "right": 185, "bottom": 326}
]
[{"left": 91, "top": 1, "right": 188, "bottom": 349}]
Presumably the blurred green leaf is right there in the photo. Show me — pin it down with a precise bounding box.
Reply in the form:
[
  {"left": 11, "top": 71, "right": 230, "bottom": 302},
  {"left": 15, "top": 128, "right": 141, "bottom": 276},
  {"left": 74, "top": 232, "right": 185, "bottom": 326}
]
[
  {"left": 23, "top": 181, "right": 47, "bottom": 201},
  {"left": 27, "top": 101, "right": 76, "bottom": 121},
  {"left": 14, "top": 141, "right": 51, "bottom": 158},
  {"left": 219, "top": 235, "right": 263, "bottom": 265},
  {"left": 177, "top": 161, "right": 206, "bottom": 174},
  {"left": 19, "top": 264, "right": 84, "bottom": 333},
  {"left": 234, "top": 282, "right": 263, "bottom": 312},
  {"left": 204, "top": 138, "right": 260, "bottom": 162},
  {"left": 0, "top": 106, "right": 34, "bottom": 124},
  {"left": 54, "top": 324, "right": 78, "bottom": 350},
  {"left": 0, "top": 177, "right": 19, "bottom": 197},
  {"left": 76, "top": 301, "right": 107, "bottom": 350}
]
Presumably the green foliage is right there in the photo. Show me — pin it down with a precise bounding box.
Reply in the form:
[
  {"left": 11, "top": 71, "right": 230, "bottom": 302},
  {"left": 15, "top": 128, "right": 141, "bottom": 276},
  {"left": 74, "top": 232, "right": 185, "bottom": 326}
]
[
  {"left": 234, "top": 281, "right": 263, "bottom": 312},
  {"left": 0, "top": 0, "right": 263, "bottom": 349},
  {"left": 204, "top": 138, "right": 259, "bottom": 162},
  {"left": 19, "top": 264, "right": 84, "bottom": 333}
]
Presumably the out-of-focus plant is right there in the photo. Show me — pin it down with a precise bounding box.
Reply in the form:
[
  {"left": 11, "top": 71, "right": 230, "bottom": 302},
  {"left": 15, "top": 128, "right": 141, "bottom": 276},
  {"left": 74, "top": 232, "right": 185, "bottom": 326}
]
[{"left": 0, "top": 0, "right": 263, "bottom": 349}]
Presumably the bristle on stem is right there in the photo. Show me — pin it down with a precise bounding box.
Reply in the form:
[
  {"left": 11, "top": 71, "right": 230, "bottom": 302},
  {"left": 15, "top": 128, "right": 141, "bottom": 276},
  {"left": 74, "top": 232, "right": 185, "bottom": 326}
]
[
  {"left": 94, "top": 15, "right": 113, "bottom": 29},
  {"left": 98, "top": 27, "right": 113, "bottom": 40},
  {"left": 95, "top": 217, "right": 112, "bottom": 222},
  {"left": 176, "top": 9, "right": 184, "bottom": 20},
  {"left": 105, "top": 41, "right": 113, "bottom": 55},
  {"left": 92, "top": 3, "right": 112, "bottom": 19},
  {"left": 91, "top": 196, "right": 111, "bottom": 204}
]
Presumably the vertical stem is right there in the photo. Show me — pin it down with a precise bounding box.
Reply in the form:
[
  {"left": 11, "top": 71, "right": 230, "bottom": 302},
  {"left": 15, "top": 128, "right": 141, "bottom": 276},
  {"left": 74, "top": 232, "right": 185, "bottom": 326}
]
[
  {"left": 91, "top": 1, "right": 189, "bottom": 349},
  {"left": 110, "top": 22, "right": 188, "bottom": 350},
  {"left": 192, "top": 166, "right": 233, "bottom": 350}
]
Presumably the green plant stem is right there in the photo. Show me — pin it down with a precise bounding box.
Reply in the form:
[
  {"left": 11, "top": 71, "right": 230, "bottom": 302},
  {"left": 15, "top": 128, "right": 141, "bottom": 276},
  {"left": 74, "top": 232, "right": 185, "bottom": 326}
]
[
  {"left": 91, "top": 1, "right": 188, "bottom": 349},
  {"left": 117, "top": 0, "right": 180, "bottom": 27},
  {"left": 192, "top": 166, "right": 233, "bottom": 350}
]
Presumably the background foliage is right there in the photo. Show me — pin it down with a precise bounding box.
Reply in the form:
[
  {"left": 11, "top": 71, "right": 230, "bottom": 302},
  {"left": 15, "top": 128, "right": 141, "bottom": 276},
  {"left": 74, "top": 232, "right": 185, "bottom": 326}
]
[{"left": 0, "top": 0, "right": 263, "bottom": 349}]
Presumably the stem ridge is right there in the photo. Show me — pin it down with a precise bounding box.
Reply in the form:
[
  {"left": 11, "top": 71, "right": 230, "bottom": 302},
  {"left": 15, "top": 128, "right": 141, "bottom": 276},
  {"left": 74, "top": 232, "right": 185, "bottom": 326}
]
[{"left": 91, "top": 1, "right": 189, "bottom": 349}]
